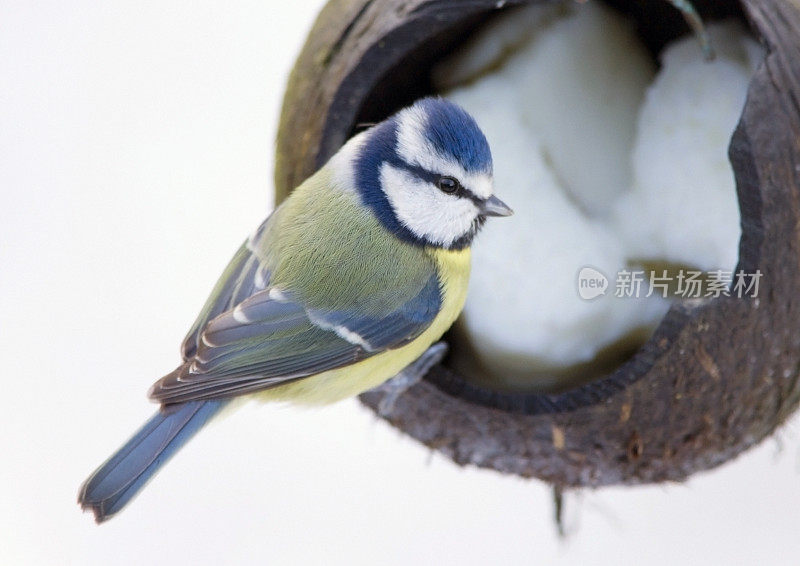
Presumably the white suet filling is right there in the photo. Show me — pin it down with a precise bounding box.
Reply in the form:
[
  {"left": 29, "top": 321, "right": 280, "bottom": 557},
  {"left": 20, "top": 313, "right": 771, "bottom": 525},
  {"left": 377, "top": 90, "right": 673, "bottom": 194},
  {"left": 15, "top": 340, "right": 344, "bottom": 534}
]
[{"left": 434, "top": 2, "right": 763, "bottom": 388}]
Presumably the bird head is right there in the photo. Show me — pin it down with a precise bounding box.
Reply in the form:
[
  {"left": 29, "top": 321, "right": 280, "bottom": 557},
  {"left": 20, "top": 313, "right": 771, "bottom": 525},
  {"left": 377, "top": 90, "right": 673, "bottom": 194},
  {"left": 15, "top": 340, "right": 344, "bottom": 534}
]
[{"left": 333, "top": 97, "right": 512, "bottom": 250}]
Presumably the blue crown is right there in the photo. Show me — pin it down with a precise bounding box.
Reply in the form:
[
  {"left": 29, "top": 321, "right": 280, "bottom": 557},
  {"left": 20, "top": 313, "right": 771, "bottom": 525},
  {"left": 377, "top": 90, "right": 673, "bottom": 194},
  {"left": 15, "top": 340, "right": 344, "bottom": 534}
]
[{"left": 414, "top": 97, "right": 492, "bottom": 175}]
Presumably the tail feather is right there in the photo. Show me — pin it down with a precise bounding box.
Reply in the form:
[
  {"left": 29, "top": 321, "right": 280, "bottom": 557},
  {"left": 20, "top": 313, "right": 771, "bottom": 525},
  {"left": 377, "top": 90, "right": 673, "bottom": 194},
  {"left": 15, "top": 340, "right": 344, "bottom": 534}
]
[{"left": 78, "top": 399, "right": 225, "bottom": 523}]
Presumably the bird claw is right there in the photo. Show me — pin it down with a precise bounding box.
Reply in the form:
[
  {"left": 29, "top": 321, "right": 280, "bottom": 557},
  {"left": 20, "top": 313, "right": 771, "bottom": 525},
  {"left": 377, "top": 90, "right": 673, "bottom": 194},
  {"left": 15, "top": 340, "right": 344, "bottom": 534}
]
[
  {"left": 666, "top": 0, "right": 715, "bottom": 61},
  {"left": 376, "top": 342, "right": 448, "bottom": 417}
]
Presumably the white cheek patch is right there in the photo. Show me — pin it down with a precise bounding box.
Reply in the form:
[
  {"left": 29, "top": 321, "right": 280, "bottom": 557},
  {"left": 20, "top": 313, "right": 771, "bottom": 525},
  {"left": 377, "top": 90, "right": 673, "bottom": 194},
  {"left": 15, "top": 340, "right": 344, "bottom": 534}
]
[{"left": 380, "top": 163, "right": 480, "bottom": 247}]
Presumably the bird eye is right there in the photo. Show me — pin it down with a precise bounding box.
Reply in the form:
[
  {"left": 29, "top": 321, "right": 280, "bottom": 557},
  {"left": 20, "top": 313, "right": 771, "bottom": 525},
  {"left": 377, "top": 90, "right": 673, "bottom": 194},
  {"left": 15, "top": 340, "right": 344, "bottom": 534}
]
[{"left": 437, "top": 176, "right": 460, "bottom": 194}]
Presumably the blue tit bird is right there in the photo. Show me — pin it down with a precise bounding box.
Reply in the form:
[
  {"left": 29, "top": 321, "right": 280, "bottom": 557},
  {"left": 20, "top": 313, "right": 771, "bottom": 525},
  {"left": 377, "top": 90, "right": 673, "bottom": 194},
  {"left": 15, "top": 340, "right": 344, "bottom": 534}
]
[{"left": 78, "top": 97, "right": 513, "bottom": 523}]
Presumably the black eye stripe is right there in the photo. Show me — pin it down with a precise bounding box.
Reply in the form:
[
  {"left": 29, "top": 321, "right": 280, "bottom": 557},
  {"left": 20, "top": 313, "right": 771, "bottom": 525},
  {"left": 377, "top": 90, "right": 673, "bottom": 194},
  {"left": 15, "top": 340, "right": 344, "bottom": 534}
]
[{"left": 394, "top": 161, "right": 484, "bottom": 205}]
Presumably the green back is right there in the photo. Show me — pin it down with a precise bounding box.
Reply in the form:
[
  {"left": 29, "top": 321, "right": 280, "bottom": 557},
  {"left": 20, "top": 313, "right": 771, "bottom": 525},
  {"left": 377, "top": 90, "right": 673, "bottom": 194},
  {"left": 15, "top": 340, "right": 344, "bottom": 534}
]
[{"left": 257, "top": 169, "right": 435, "bottom": 314}]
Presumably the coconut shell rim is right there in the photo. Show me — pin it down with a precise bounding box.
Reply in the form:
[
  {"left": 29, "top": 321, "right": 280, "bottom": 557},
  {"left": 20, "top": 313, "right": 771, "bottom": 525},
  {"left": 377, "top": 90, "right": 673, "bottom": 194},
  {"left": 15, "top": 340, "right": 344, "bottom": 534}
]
[{"left": 274, "top": 0, "right": 800, "bottom": 486}]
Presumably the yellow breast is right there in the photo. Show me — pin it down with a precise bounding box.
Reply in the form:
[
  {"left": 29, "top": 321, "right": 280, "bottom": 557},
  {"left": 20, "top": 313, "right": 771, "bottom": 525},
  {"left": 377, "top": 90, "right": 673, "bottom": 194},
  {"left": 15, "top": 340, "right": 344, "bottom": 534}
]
[{"left": 254, "top": 246, "right": 471, "bottom": 405}]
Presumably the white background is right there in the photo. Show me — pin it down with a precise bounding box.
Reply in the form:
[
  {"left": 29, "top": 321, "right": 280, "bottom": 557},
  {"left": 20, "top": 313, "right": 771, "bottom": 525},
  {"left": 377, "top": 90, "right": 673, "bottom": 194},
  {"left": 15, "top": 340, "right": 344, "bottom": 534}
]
[{"left": 2, "top": 2, "right": 800, "bottom": 564}]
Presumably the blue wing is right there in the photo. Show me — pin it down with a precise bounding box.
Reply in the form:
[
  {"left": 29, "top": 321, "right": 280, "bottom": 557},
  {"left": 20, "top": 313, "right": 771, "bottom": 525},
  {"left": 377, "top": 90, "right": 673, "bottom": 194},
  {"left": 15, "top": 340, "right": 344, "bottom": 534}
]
[
  {"left": 149, "top": 275, "right": 442, "bottom": 404},
  {"left": 180, "top": 218, "right": 273, "bottom": 360}
]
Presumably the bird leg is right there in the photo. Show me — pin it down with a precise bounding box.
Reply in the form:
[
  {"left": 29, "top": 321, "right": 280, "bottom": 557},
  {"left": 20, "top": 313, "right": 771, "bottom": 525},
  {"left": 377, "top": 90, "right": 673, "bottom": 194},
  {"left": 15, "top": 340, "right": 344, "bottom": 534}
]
[{"left": 376, "top": 342, "right": 449, "bottom": 417}]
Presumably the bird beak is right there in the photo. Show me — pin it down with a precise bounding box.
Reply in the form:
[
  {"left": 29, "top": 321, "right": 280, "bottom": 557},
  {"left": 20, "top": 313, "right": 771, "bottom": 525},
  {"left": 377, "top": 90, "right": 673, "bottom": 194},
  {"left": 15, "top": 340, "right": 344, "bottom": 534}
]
[{"left": 481, "top": 195, "right": 514, "bottom": 217}]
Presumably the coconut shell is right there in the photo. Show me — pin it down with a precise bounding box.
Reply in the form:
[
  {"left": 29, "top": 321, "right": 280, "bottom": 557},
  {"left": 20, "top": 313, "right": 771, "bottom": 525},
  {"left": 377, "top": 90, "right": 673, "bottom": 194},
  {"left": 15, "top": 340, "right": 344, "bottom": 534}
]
[{"left": 274, "top": 0, "right": 800, "bottom": 486}]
